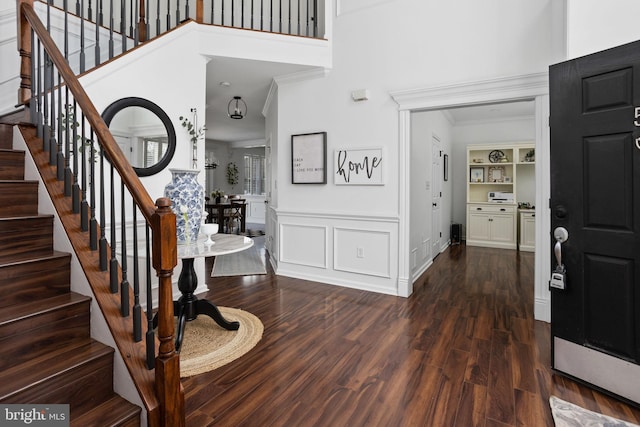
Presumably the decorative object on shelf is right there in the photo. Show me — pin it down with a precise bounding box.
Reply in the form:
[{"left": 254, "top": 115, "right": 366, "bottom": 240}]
[
  {"left": 226, "top": 162, "right": 239, "bottom": 186},
  {"left": 164, "top": 169, "right": 205, "bottom": 243},
  {"left": 228, "top": 96, "right": 247, "bottom": 119},
  {"left": 489, "top": 149, "right": 505, "bottom": 163},
  {"left": 473, "top": 158, "right": 484, "bottom": 163},
  {"left": 488, "top": 166, "right": 506, "bottom": 182},
  {"left": 470, "top": 167, "right": 484, "bottom": 183},
  {"left": 524, "top": 149, "right": 535, "bottom": 162},
  {"left": 180, "top": 108, "right": 206, "bottom": 169},
  {"left": 291, "top": 132, "right": 327, "bottom": 184}
]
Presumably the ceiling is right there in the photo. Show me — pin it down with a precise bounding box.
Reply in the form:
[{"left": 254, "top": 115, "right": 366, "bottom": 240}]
[{"left": 204, "top": 57, "right": 313, "bottom": 143}]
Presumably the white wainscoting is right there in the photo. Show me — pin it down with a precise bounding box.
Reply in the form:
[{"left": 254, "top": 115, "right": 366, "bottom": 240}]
[
  {"left": 275, "top": 210, "right": 400, "bottom": 295},
  {"left": 334, "top": 227, "right": 390, "bottom": 278},
  {"left": 279, "top": 223, "right": 328, "bottom": 268}
]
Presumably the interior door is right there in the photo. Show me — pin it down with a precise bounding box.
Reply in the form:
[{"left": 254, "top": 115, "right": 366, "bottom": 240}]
[
  {"left": 431, "top": 137, "right": 442, "bottom": 257},
  {"left": 549, "top": 40, "right": 640, "bottom": 404}
]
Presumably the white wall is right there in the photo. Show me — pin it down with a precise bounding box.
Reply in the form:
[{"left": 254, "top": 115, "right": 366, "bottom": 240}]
[
  {"left": 410, "top": 110, "right": 453, "bottom": 279},
  {"left": 567, "top": 0, "right": 640, "bottom": 59},
  {"left": 272, "top": 0, "right": 558, "bottom": 295},
  {"left": 0, "top": 3, "right": 20, "bottom": 116}
]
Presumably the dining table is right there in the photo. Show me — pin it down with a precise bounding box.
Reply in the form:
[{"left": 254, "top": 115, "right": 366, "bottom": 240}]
[
  {"left": 205, "top": 202, "right": 247, "bottom": 233},
  {"left": 154, "top": 233, "right": 254, "bottom": 352}
]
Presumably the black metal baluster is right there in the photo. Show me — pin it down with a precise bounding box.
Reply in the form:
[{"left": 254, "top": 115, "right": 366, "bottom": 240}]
[
  {"left": 297, "top": 0, "right": 300, "bottom": 35},
  {"left": 185, "top": 0, "right": 189, "bottom": 21},
  {"left": 260, "top": 0, "right": 263, "bottom": 30},
  {"left": 145, "top": 225, "right": 154, "bottom": 369},
  {"left": 80, "top": 0, "right": 86, "bottom": 73},
  {"left": 231, "top": 0, "right": 234, "bottom": 26},
  {"left": 30, "top": 31, "right": 37, "bottom": 126},
  {"left": 288, "top": 0, "right": 291, "bottom": 34},
  {"left": 166, "top": 0, "right": 171, "bottom": 31},
  {"left": 88, "top": 0, "right": 93, "bottom": 21},
  {"left": 241, "top": 0, "right": 244, "bottom": 28},
  {"left": 313, "top": 0, "right": 316, "bottom": 37},
  {"left": 305, "top": 0, "right": 309, "bottom": 36},
  {"left": 76, "top": 0, "right": 80, "bottom": 14},
  {"left": 130, "top": 0, "right": 134, "bottom": 37},
  {"left": 36, "top": 39, "right": 43, "bottom": 139},
  {"left": 99, "top": 148, "right": 108, "bottom": 270},
  {"left": 80, "top": 113, "right": 89, "bottom": 231},
  {"left": 98, "top": 0, "right": 103, "bottom": 25},
  {"left": 270, "top": 0, "right": 272, "bottom": 32},
  {"left": 279, "top": 0, "right": 282, "bottom": 33},
  {"left": 89, "top": 130, "right": 98, "bottom": 250},
  {"left": 132, "top": 201, "right": 141, "bottom": 341},
  {"left": 134, "top": 0, "right": 139, "bottom": 45},
  {"left": 120, "top": 184, "right": 130, "bottom": 317},
  {"left": 156, "top": 0, "right": 161, "bottom": 36},
  {"left": 63, "top": 0, "right": 69, "bottom": 59},
  {"left": 176, "top": 0, "right": 180, "bottom": 25},
  {"left": 56, "top": 71, "right": 65, "bottom": 180},
  {"left": 121, "top": 0, "right": 126, "bottom": 53},
  {"left": 210, "top": 0, "right": 214, "bottom": 24},
  {"left": 49, "top": 65, "right": 56, "bottom": 166},
  {"left": 221, "top": 0, "right": 224, "bottom": 25},
  {"left": 110, "top": 165, "right": 118, "bottom": 293},
  {"left": 43, "top": 0, "right": 51, "bottom": 151},
  {"left": 109, "top": 0, "right": 114, "bottom": 58},
  {"left": 95, "top": 4, "right": 101, "bottom": 66},
  {"left": 72, "top": 102, "right": 81, "bottom": 213},
  {"left": 64, "top": 90, "right": 73, "bottom": 196}
]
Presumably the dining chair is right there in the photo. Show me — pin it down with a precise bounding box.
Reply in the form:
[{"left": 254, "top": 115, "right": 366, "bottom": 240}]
[{"left": 225, "top": 199, "right": 246, "bottom": 234}]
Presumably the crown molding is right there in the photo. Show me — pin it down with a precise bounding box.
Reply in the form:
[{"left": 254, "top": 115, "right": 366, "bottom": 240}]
[{"left": 390, "top": 72, "right": 549, "bottom": 111}]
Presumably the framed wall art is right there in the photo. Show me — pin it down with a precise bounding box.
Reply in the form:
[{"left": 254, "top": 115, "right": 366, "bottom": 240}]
[
  {"left": 335, "top": 147, "right": 383, "bottom": 185},
  {"left": 291, "top": 132, "right": 327, "bottom": 184},
  {"left": 470, "top": 167, "right": 484, "bottom": 183}
]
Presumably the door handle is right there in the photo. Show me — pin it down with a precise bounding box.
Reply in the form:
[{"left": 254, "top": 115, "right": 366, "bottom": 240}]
[{"left": 553, "top": 227, "right": 569, "bottom": 268}]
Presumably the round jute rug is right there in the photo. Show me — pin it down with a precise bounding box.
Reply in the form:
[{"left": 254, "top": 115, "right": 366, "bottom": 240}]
[{"left": 178, "top": 307, "right": 263, "bottom": 377}]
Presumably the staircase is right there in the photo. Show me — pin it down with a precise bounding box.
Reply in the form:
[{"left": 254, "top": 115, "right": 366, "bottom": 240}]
[{"left": 0, "top": 121, "right": 141, "bottom": 426}]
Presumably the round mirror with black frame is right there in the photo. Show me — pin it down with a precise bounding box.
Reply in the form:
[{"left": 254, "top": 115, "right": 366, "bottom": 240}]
[{"left": 102, "top": 97, "right": 176, "bottom": 177}]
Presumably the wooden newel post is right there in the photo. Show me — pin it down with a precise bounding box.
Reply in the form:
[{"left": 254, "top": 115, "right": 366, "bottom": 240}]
[
  {"left": 17, "top": 0, "right": 33, "bottom": 107},
  {"left": 196, "top": 0, "right": 204, "bottom": 23},
  {"left": 151, "top": 197, "right": 184, "bottom": 427}
]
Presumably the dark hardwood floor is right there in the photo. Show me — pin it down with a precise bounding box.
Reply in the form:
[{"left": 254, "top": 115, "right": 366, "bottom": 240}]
[{"left": 182, "top": 243, "right": 640, "bottom": 426}]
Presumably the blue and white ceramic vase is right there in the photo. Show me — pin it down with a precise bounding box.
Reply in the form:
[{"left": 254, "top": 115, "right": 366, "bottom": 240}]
[{"left": 164, "top": 169, "right": 204, "bottom": 244}]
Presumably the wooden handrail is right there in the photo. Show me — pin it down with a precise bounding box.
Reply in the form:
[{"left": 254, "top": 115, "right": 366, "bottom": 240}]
[{"left": 17, "top": 1, "right": 183, "bottom": 425}]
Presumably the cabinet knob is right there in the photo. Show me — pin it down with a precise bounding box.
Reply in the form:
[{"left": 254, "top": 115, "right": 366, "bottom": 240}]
[
  {"left": 476, "top": 207, "right": 482, "bottom": 211},
  {"left": 500, "top": 208, "right": 506, "bottom": 211}
]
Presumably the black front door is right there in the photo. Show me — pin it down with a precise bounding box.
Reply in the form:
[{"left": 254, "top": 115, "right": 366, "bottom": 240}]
[{"left": 550, "top": 40, "right": 640, "bottom": 404}]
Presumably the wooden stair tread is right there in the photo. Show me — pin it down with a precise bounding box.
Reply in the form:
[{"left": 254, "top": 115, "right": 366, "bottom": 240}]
[
  {"left": 0, "top": 292, "right": 91, "bottom": 327},
  {"left": 71, "top": 395, "right": 141, "bottom": 427},
  {"left": 0, "top": 250, "right": 70, "bottom": 268},
  {"left": 0, "top": 338, "right": 113, "bottom": 399},
  {"left": 0, "top": 214, "right": 54, "bottom": 222}
]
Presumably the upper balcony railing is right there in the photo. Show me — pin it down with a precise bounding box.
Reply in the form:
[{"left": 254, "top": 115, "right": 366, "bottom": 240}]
[{"left": 38, "top": 0, "right": 323, "bottom": 74}]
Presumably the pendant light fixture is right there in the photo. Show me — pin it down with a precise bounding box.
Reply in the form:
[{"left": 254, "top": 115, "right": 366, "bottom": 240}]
[{"left": 227, "top": 96, "right": 247, "bottom": 120}]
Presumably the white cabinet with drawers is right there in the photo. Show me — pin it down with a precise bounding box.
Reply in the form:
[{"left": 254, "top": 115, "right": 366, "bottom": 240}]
[{"left": 466, "top": 204, "right": 517, "bottom": 249}]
